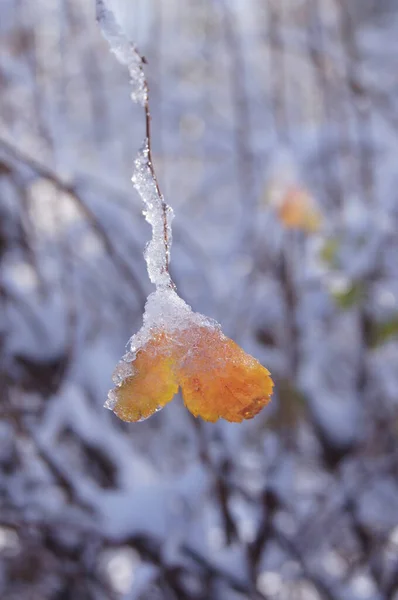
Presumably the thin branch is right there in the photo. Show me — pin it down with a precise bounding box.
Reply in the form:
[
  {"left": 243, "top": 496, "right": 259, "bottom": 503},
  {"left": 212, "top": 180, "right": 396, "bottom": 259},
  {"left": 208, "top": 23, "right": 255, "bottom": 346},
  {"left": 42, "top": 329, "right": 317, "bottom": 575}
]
[
  {"left": 143, "top": 78, "right": 172, "bottom": 280},
  {"left": 96, "top": 0, "right": 174, "bottom": 289},
  {"left": 0, "top": 137, "right": 147, "bottom": 305},
  {"left": 273, "top": 525, "right": 341, "bottom": 600}
]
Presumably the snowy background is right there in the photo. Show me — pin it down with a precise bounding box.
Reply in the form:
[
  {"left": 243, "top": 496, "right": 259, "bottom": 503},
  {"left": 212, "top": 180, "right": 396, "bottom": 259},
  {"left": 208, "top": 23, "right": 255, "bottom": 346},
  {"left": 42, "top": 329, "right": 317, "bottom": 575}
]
[{"left": 1, "top": 0, "right": 398, "bottom": 598}]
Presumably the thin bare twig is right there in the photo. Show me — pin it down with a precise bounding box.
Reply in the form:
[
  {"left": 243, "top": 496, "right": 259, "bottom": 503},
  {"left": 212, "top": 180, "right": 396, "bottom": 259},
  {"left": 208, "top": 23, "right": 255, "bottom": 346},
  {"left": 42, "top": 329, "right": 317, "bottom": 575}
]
[
  {"left": 96, "top": 0, "right": 173, "bottom": 287},
  {"left": 142, "top": 74, "right": 173, "bottom": 281}
]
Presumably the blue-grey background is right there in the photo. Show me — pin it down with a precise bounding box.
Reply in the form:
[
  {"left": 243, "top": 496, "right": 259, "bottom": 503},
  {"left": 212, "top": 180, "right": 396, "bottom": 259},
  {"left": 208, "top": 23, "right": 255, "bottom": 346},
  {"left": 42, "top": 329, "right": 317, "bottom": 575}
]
[{"left": 0, "top": 1, "right": 398, "bottom": 599}]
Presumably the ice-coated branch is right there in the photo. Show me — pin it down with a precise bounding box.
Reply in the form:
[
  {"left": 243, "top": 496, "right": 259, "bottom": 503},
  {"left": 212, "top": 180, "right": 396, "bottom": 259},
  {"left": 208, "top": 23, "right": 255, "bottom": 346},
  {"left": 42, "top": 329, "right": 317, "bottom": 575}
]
[
  {"left": 96, "top": 0, "right": 174, "bottom": 289},
  {"left": 96, "top": 0, "right": 146, "bottom": 105}
]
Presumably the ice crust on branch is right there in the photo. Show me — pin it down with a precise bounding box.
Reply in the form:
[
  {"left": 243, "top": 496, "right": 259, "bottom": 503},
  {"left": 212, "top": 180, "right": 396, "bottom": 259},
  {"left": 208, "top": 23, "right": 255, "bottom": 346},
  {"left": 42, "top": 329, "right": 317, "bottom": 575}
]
[
  {"left": 132, "top": 143, "right": 174, "bottom": 288},
  {"left": 105, "top": 285, "right": 273, "bottom": 423},
  {"left": 96, "top": 0, "right": 147, "bottom": 105},
  {"left": 97, "top": 0, "right": 174, "bottom": 289}
]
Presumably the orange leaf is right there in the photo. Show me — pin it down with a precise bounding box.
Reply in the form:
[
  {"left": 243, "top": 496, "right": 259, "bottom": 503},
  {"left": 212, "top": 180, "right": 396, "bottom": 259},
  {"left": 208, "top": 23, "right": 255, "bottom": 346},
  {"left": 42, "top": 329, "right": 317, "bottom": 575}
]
[
  {"left": 107, "top": 309, "right": 273, "bottom": 423},
  {"left": 109, "top": 330, "right": 179, "bottom": 422},
  {"left": 277, "top": 186, "right": 321, "bottom": 233},
  {"left": 178, "top": 325, "right": 272, "bottom": 422}
]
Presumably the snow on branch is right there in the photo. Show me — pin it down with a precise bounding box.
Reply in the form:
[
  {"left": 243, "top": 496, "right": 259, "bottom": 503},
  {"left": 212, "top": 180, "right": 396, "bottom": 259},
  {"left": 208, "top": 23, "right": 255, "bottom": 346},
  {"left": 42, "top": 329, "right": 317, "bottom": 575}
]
[
  {"left": 97, "top": 0, "right": 174, "bottom": 289},
  {"left": 96, "top": 0, "right": 146, "bottom": 106}
]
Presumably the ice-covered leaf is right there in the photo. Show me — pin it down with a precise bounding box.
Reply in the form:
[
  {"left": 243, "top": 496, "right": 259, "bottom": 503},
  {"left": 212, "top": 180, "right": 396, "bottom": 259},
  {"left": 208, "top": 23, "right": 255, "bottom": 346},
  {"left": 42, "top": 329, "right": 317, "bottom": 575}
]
[
  {"left": 178, "top": 323, "right": 273, "bottom": 423},
  {"left": 106, "top": 289, "right": 273, "bottom": 423}
]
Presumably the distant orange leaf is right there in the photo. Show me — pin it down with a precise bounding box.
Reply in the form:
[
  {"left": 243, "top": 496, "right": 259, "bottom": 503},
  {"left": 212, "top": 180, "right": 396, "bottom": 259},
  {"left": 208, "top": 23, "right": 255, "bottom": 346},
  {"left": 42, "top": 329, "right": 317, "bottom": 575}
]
[{"left": 277, "top": 186, "right": 321, "bottom": 232}]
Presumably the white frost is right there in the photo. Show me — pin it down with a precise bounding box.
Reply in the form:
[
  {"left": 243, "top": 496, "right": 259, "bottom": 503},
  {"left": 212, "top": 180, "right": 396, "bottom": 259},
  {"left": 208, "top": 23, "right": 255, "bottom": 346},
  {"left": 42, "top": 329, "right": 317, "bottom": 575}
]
[
  {"left": 96, "top": 0, "right": 147, "bottom": 105},
  {"left": 97, "top": 0, "right": 175, "bottom": 289},
  {"left": 132, "top": 142, "right": 174, "bottom": 287}
]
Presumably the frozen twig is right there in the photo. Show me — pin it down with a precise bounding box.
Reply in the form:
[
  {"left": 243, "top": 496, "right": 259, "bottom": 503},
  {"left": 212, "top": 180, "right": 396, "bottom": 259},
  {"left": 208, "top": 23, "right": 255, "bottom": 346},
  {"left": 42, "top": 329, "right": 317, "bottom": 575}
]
[{"left": 96, "top": 0, "right": 174, "bottom": 289}]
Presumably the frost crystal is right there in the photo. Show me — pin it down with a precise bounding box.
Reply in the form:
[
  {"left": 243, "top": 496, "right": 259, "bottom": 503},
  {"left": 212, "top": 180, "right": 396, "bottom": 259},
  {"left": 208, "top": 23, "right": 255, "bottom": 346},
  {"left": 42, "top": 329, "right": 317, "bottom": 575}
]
[
  {"left": 132, "top": 143, "right": 174, "bottom": 287},
  {"left": 96, "top": 0, "right": 147, "bottom": 106}
]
